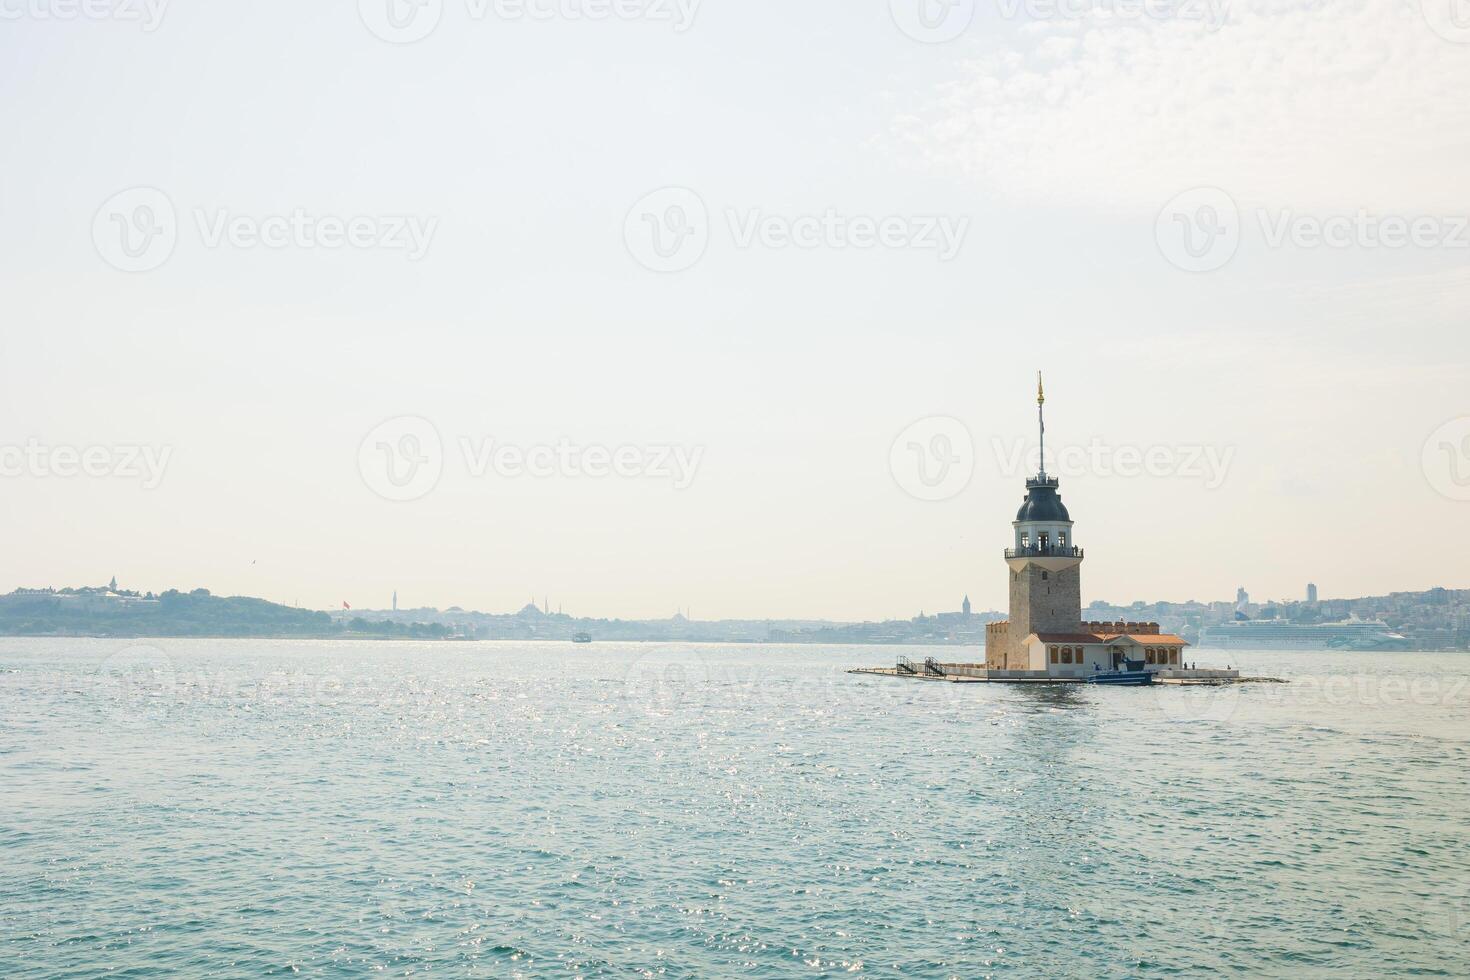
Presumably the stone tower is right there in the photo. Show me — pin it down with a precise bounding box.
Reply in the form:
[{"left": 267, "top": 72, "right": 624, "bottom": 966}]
[{"left": 986, "top": 374, "right": 1084, "bottom": 668}]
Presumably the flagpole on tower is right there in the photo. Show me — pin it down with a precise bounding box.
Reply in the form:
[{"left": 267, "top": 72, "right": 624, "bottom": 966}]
[{"left": 1037, "top": 371, "right": 1046, "bottom": 480}]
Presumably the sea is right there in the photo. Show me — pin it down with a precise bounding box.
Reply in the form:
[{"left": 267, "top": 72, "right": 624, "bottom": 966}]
[{"left": 3, "top": 639, "right": 1469, "bottom": 977}]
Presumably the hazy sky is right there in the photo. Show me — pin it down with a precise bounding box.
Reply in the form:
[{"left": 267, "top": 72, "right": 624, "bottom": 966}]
[{"left": 2, "top": 0, "right": 1468, "bottom": 619}]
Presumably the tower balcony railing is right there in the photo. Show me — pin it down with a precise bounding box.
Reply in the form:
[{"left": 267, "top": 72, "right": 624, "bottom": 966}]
[{"left": 1004, "top": 545, "right": 1084, "bottom": 560}]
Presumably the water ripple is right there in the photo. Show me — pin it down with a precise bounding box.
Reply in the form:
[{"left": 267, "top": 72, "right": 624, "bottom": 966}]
[{"left": 2, "top": 640, "right": 1469, "bottom": 976}]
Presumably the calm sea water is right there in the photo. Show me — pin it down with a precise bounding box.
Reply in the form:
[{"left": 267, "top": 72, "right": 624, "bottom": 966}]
[{"left": 3, "top": 639, "right": 1469, "bottom": 977}]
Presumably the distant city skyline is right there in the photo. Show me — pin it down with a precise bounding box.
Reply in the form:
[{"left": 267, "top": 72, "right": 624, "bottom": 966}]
[
  {"left": 13, "top": 574, "right": 1430, "bottom": 625},
  {"left": 8, "top": 579, "right": 1463, "bottom": 650}
]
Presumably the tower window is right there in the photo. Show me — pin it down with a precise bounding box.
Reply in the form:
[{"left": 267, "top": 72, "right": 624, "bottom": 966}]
[
  {"left": 1059, "top": 532, "right": 1067, "bottom": 547},
  {"left": 1021, "top": 533, "right": 1029, "bottom": 548},
  {"left": 1042, "top": 571, "right": 1049, "bottom": 581}
]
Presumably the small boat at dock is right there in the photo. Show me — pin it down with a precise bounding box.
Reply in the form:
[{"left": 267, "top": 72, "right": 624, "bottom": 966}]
[{"left": 1086, "top": 659, "right": 1153, "bottom": 686}]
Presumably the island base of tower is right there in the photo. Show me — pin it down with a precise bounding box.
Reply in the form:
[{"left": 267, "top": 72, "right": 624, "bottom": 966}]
[{"left": 847, "top": 664, "right": 1255, "bottom": 685}]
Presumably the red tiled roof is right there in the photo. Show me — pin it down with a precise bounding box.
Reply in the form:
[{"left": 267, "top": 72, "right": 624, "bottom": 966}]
[
  {"left": 1030, "top": 633, "right": 1107, "bottom": 643},
  {"left": 1096, "top": 633, "right": 1190, "bottom": 646}
]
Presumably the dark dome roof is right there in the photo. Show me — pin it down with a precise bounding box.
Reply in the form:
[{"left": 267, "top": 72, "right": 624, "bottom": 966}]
[{"left": 1016, "top": 479, "right": 1071, "bottom": 523}]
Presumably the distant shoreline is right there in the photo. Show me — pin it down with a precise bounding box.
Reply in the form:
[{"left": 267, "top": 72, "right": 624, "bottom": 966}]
[
  {"left": 2, "top": 635, "right": 1465, "bottom": 657},
  {"left": 0, "top": 631, "right": 979, "bottom": 646},
  {"left": 3, "top": 583, "right": 1468, "bottom": 650}
]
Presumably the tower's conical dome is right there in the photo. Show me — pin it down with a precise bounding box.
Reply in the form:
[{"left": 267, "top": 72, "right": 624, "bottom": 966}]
[{"left": 1016, "top": 477, "right": 1070, "bottom": 523}]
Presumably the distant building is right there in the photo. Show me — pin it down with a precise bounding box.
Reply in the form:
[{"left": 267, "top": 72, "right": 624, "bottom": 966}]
[
  {"left": 962, "top": 595, "right": 972, "bottom": 616},
  {"left": 392, "top": 590, "right": 398, "bottom": 612},
  {"left": 0, "top": 588, "right": 59, "bottom": 606},
  {"left": 1236, "top": 587, "right": 1250, "bottom": 605},
  {"left": 1306, "top": 583, "right": 1318, "bottom": 603}
]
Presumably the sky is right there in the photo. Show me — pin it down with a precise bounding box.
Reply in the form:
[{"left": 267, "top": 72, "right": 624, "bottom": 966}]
[{"left": 1, "top": 0, "right": 1468, "bottom": 620}]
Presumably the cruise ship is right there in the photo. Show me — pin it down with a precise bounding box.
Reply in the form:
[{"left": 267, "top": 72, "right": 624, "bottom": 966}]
[{"left": 1198, "top": 618, "right": 1409, "bottom": 651}]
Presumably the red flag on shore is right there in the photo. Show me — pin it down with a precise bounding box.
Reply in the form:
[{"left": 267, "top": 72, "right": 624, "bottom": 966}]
[{"left": 343, "top": 601, "right": 351, "bottom": 610}]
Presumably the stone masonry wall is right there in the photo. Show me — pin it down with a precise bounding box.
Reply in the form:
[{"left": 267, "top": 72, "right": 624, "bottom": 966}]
[
  {"left": 985, "top": 621, "right": 1010, "bottom": 669},
  {"left": 1006, "top": 562, "right": 1082, "bottom": 667}
]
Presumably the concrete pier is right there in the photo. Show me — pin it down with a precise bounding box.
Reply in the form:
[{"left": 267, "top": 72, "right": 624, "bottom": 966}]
[{"left": 848, "top": 664, "right": 1260, "bottom": 685}]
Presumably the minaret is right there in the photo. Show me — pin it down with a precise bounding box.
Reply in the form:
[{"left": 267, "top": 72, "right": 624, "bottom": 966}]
[
  {"left": 392, "top": 590, "right": 398, "bottom": 612},
  {"left": 986, "top": 373, "right": 1084, "bottom": 669}
]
